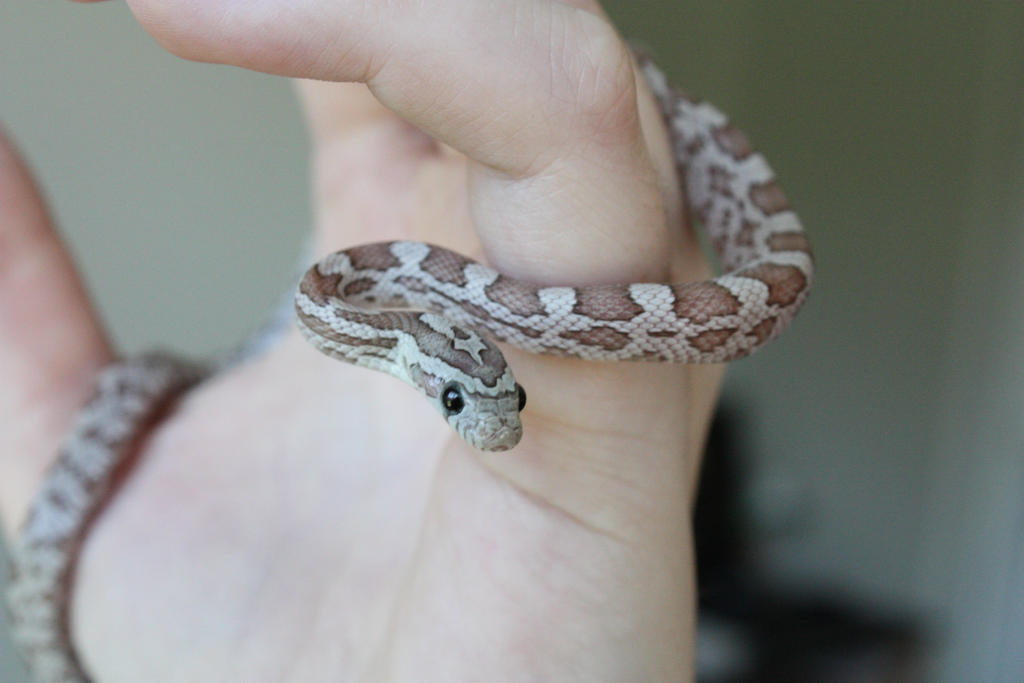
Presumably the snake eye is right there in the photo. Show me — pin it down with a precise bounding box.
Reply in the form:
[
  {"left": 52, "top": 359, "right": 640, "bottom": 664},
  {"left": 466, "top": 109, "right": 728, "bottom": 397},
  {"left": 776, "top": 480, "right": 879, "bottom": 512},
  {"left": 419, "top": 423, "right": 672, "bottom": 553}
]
[
  {"left": 441, "top": 383, "right": 465, "bottom": 416},
  {"left": 516, "top": 384, "right": 527, "bottom": 412}
]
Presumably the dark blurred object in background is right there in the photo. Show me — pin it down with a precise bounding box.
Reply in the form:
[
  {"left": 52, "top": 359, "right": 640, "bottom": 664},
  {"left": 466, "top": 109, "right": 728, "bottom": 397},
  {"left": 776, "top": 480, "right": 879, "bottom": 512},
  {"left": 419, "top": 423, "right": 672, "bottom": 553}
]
[{"left": 694, "top": 405, "right": 924, "bottom": 682}]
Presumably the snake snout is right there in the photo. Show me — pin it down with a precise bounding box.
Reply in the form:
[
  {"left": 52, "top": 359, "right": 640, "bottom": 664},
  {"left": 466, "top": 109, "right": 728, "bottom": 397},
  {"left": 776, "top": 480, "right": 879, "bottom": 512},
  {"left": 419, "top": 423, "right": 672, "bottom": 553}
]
[{"left": 473, "top": 415, "right": 523, "bottom": 452}]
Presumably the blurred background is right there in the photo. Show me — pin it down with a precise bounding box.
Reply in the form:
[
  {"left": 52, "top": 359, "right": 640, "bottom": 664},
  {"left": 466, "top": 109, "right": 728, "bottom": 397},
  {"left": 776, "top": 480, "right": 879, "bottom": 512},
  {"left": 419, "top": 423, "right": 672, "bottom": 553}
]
[{"left": 2, "top": 2, "right": 1022, "bottom": 681}]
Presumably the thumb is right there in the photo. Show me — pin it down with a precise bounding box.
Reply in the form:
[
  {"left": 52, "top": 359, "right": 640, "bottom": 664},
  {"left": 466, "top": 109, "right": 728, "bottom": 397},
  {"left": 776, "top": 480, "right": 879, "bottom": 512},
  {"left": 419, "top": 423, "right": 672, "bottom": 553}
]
[{"left": 0, "top": 126, "right": 112, "bottom": 536}]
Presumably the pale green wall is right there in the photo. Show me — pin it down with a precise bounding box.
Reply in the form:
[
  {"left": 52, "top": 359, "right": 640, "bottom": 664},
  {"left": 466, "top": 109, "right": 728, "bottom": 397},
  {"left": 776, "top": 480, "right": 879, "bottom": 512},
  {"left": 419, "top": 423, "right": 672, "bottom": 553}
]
[
  {"left": 603, "top": 3, "right": 1024, "bottom": 679},
  {"left": 0, "top": 2, "right": 309, "bottom": 356},
  {"left": 3, "top": 2, "right": 1023, "bottom": 681},
  {"left": 612, "top": 0, "right": 989, "bottom": 601}
]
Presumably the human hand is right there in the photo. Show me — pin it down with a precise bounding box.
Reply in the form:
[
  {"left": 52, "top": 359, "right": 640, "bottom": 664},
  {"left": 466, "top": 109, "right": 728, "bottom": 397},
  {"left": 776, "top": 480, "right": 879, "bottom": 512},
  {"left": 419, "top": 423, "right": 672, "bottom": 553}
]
[{"left": 1, "top": 1, "right": 723, "bottom": 680}]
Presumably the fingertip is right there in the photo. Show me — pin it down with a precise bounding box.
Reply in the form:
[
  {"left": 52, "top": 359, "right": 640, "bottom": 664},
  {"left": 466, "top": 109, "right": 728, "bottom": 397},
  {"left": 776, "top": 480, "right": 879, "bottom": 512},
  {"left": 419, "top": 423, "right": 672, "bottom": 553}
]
[
  {"left": 0, "top": 125, "right": 51, "bottom": 251},
  {"left": 0, "top": 127, "right": 112, "bottom": 534}
]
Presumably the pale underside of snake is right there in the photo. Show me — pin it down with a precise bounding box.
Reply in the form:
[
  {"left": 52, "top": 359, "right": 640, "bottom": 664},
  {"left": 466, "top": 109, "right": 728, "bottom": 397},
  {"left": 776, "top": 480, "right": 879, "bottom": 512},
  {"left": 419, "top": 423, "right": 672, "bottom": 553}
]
[
  {"left": 294, "top": 54, "right": 814, "bottom": 452},
  {"left": 6, "top": 54, "right": 812, "bottom": 683}
]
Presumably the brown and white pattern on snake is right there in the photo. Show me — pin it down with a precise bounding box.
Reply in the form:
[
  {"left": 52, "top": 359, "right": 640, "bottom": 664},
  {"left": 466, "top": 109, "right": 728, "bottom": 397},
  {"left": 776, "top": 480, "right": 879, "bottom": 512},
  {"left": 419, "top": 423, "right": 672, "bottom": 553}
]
[
  {"left": 6, "top": 355, "right": 204, "bottom": 683},
  {"left": 639, "top": 56, "right": 814, "bottom": 276},
  {"left": 296, "top": 261, "right": 525, "bottom": 451},
  {"left": 297, "top": 59, "right": 812, "bottom": 377},
  {"left": 297, "top": 261, "right": 514, "bottom": 391},
  {"left": 299, "top": 236, "right": 807, "bottom": 366}
]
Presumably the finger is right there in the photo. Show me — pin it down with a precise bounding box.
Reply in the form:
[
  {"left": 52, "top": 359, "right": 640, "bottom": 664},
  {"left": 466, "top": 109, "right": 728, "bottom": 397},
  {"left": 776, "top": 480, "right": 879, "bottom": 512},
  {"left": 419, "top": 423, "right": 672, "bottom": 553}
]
[
  {"left": 291, "top": 0, "right": 611, "bottom": 144},
  {"left": 117, "top": 0, "right": 705, "bottom": 509},
  {"left": 129, "top": 4, "right": 630, "bottom": 159},
  {"left": 123, "top": 0, "right": 676, "bottom": 278},
  {"left": 124, "top": 8, "right": 686, "bottom": 370},
  {"left": 131, "top": 3, "right": 657, "bottom": 221},
  {"left": 0, "top": 127, "right": 113, "bottom": 535}
]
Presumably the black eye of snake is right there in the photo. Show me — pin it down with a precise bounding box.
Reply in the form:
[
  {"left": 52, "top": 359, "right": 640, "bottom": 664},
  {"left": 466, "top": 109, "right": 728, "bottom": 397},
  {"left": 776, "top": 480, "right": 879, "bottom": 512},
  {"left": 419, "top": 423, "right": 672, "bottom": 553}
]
[{"left": 442, "top": 383, "right": 465, "bottom": 416}]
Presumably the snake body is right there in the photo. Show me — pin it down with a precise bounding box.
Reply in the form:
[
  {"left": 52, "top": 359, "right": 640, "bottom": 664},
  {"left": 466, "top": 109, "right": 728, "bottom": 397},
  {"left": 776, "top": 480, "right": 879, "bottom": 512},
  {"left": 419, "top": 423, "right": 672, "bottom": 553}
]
[
  {"left": 6, "top": 55, "right": 812, "bottom": 682},
  {"left": 294, "top": 56, "right": 813, "bottom": 451},
  {"left": 6, "top": 355, "right": 206, "bottom": 682}
]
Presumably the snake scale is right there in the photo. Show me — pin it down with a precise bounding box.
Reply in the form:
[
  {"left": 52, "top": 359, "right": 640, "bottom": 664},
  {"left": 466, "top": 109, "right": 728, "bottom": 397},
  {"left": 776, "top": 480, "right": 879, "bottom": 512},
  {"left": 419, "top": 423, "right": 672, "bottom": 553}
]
[{"left": 5, "top": 54, "right": 812, "bottom": 682}]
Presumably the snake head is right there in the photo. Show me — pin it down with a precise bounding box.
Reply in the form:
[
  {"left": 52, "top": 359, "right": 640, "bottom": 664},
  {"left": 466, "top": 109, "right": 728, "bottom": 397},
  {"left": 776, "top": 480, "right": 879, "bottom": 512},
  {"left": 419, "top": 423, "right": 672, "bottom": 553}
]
[
  {"left": 404, "top": 346, "right": 526, "bottom": 451},
  {"left": 402, "top": 315, "right": 527, "bottom": 451},
  {"left": 438, "top": 378, "right": 526, "bottom": 452}
]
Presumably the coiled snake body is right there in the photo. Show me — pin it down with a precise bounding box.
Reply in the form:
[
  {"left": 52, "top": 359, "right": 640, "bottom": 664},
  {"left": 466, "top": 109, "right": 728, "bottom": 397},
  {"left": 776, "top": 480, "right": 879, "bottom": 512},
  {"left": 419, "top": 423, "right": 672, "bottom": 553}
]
[
  {"left": 6, "top": 55, "right": 812, "bottom": 682},
  {"left": 294, "top": 56, "right": 813, "bottom": 452}
]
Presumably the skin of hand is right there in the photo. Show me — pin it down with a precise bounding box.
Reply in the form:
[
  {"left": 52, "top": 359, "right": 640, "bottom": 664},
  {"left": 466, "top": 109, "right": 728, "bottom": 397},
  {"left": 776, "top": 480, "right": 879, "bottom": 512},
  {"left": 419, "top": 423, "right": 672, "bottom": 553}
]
[{"left": 0, "top": 0, "right": 724, "bottom": 680}]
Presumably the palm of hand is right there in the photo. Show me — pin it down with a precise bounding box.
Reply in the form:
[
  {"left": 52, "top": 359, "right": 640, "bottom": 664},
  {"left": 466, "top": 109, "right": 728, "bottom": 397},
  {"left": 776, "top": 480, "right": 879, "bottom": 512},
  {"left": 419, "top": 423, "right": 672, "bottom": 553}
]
[{"left": 2, "top": 8, "right": 722, "bottom": 680}]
